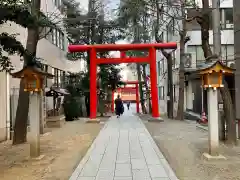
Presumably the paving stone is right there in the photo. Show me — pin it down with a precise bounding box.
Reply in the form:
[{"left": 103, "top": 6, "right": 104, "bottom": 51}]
[
  {"left": 114, "top": 177, "right": 132, "bottom": 180},
  {"left": 131, "top": 159, "right": 147, "bottom": 169},
  {"left": 132, "top": 169, "right": 151, "bottom": 179},
  {"left": 115, "top": 164, "right": 132, "bottom": 177},
  {"left": 77, "top": 177, "right": 95, "bottom": 180},
  {"left": 148, "top": 165, "right": 168, "bottom": 178},
  {"left": 69, "top": 108, "right": 177, "bottom": 180}
]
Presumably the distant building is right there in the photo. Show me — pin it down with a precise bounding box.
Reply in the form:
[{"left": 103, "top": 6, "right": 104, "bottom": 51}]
[{"left": 154, "top": 0, "right": 234, "bottom": 116}]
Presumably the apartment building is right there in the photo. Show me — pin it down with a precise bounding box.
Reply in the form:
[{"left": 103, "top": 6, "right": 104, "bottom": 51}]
[
  {"left": 0, "top": 0, "right": 86, "bottom": 141},
  {"left": 155, "top": 0, "right": 234, "bottom": 116}
]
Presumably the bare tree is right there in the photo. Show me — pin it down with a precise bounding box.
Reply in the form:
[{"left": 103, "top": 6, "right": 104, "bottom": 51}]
[
  {"left": 13, "top": 0, "right": 65, "bottom": 144},
  {"left": 150, "top": 0, "right": 191, "bottom": 119}
]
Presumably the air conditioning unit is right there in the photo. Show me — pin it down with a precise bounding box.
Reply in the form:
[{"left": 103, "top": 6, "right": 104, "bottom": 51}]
[
  {"left": 184, "top": 53, "right": 192, "bottom": 68},
  {"left": 226, "top": 24, "right": 234, "bottom": 29},
  {"left": 228, "top": 62, "right": 235, "bottom": 69}
]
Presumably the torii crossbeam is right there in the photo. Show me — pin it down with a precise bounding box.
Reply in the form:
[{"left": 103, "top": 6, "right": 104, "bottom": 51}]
[{"left": 68, "top": 42, "right": 177, "bottom": 120}]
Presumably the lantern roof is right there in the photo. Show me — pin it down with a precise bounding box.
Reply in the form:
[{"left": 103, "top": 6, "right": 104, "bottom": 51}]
[
  {"left": 11, "top": 65, "right": 54, "bottom": 79},
  {"left": 184, "top": 60, "right": 235, "bottom": 75}
]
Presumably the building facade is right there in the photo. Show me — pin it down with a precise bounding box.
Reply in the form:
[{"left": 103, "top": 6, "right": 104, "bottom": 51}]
[
  {"left": 0, "top": 0, "right": 86, "bottom": 141},
  {"left": 156, "top": 0, "right": 234, "bottom": 116}
]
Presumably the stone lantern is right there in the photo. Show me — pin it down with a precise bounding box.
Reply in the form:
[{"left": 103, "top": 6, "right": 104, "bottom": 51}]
[
  {"left": 197, "top": 60, "right": 234, "bottom": 159},
  {"left": 200, "top": 61, "right": 234, "bottom": 90},
  {"left": 11, "top": 66, "right": 53, "bottom": 92},
  {"left": 11, "top": 65, "right": 53, "bottom": 157}
]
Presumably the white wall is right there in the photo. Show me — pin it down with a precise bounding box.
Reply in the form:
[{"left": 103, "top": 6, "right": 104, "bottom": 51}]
[{"left": 187, "top": 30, "right": 234, "bottom": 45}]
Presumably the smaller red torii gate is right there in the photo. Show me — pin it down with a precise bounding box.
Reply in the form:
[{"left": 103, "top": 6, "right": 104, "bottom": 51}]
[
  {"left": 112, "top": 81, "right": 140, "bottom": 113},
  {"left": 68, "top": 42, "right": 177, "bottom": 119}
]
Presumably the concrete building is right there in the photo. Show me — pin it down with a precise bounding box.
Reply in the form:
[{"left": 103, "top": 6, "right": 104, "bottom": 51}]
[
  {"left": 155, "top": 0, "right": 234, "bottom": 116},
  {"left": 0, "top": 0, "right": 86, "bottom": 141}
]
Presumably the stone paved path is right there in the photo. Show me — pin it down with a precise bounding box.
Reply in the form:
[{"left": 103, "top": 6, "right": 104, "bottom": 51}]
[{"left": 69, "top": 105, "right": 178, "bottom": 180}]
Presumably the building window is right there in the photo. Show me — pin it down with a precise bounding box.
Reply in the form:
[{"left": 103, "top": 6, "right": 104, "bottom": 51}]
[
  {"left": 172, "top": 51, "right": 176, "bottom": 69},
  {"left": 159, "top": 86, "right": 164, "bottom": 100},
  {"left": 223, "top": 8, "right": 233, "bottom": 29},
  {"left": 54, "top": 0, "right": 62, "bottom": 10},
  {"left": 157, "top": 61, "right": 160, "bottom": 75},
  {"left": 159, "top": 32, "right": 163, "bottom": 42},
  {"left": 52, "top": 29, "right": 57, "bottom": 45},
  {"left": 48, "top": 28, "right": 65, "bottom": 50},
  {"left": 53, "top": 68, "right": 59, "bottom": 87},
  {"left": 44, "top": 65, "right": 48, "bottom": 87},
  {"left": 188, "top": 45, "right": 234, "bottom": 65},
  {"left": 57, "top": 30, "right": 60, "bottom": 47},
  {"left": 61, "top": 71, "right": 66, "bottom": 87},
  {"left": 173, "top": 85, "right": 177, "bottom": 102},
  {"left": 159, "top": 59, "right": 164, "bottom": 75}
]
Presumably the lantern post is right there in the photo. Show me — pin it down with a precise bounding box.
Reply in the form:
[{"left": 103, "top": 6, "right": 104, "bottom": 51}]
[
  {"left": 199, "top": 61, "right": 234, "bottom": 159},
  {"left": 11, "top": 66, "right": 53, "bottom": 157}
]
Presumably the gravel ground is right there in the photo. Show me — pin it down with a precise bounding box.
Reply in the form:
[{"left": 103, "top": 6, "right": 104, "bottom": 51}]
[
  {"left": 139, "top": 114, "right": 240, "bottom": 180},
  {"left": 0, "top": 118, "right": 103, "bottom": 180}
]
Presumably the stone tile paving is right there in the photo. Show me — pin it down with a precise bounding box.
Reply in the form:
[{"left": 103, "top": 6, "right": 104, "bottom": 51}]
[{"left": 69, "top": 108, "right": 179, "bottom": 180}]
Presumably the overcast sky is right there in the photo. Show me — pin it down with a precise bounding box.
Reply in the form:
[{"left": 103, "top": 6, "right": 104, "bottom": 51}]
[{"left": 76, "top": 0, "right": 119, "bottom": 13}]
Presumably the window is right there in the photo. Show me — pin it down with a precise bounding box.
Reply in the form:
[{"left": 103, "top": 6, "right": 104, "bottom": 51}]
[
  {"left": 188, "top": 45, "right": 234, "bottom": 65},
  {"left": 159, "top": 86, "right": 164, "bottom": 100},
  {"left": 54, "top": 0, "right": 62, "bottom": 9},
  {"left": 44, "top": 65, "right": 48, "bottom": 87},
  {"left": 60, "top": 32, "right": 65, "bottom": 50},
  {"left": 159, "top": 32, "right": 163, "bottom": 42},
  {"left": 159, "top": 59, "right": 164, "bottom": 75},
  {"left": 57, "top": 30, "right": 60, "bottom": 47},
  {"left": 48, "top": 28, "right": 65, "bottom": 50},
  {"left": 173, "top": 85, "right": 177, "bottom": 102},
  {"left": 224, "top": 8, "right": 233, "bottom": 28},
  {"left": 157, "top": 61, "right": 160, "bottom": 75},
  {"left": 61, "top": 71, "right": 66, "bottom": 87},
  {"left": 52, "top": 29, "right": 57, "bottom": 45},
  {"left": 172, "top": 51, "right": 176, "bottom": 68},
  {"left": 54, "top": 68, "right": 59, "bottom": 87}
]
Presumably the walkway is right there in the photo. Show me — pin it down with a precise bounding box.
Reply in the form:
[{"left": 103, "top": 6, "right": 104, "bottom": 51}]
[{"left": 69, "top": 105, "right": 178, "bottom": 180}]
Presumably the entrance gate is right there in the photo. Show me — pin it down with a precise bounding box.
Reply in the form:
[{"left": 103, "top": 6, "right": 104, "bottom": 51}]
[
  {"left": 68, "top": 43, "right": 177, "bottom": 119},
  {"left": 112, "top": 81, "right": 140, "bottom": 113}
]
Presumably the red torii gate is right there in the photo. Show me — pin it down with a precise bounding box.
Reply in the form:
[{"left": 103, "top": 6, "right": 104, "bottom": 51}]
[
  {"left": 68, "top": 43, "right": 177, "bottom": 120},
  {"left": 112, "top": 81, "right": 140, "bottom": 113}
]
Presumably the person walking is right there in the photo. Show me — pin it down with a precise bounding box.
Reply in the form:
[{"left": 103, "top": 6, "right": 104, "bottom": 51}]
[
  {"left": 127, "top": 101, "right": 130, "bottom": 110},
  {"left": 115, "top": 94, "right": 123, "bottom": 118}
]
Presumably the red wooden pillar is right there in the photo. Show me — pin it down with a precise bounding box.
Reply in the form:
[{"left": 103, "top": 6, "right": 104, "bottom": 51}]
[
  {"left": 136, "top": 84, "right": 140, "bottom": 113},
  {"left": 90, "top": 48, "right": 97, "bottom": 119},
  {"left": 111, "top": 90, "right": 114, "bottom": 112},
  {"left": 149, "top": 47, "right": 159, "bottom": 117}
]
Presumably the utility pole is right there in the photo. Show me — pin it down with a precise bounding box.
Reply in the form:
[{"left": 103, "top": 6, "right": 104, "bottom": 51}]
[
  {"left": 204, "top": 0, "right": 221, "bottom": 156},
  {"left": 212, "top": 0, "right": 221, "bottom": 56},
  {"left": 233, "top": 0, "right": 240, "bottom": 138}
]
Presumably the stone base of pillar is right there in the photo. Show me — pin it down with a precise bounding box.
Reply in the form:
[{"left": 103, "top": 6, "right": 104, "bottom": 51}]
[
  {"left": 148, "top": 117, "right": 164, "bottom": 122},
  {"left": 202, "top": 152, "right": 226, "bottom": 161},
  {"left": 86, "top": 119, "right": 100, "bottom": 123},
  {"left": 32, "top": 154, "right": 45, "bottom": 160}
]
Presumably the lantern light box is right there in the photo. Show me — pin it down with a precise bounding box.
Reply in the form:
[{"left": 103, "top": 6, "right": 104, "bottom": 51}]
[
  {"left": 11, "top": 66, "right": 54, "bottom": 92},
  {"left": 199, "top": 61, "right": 234, "bottom": 89}
]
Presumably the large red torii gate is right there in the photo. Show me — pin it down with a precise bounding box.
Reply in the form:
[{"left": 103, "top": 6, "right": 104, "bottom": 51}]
[
  {"left": 112, "top": 81, "right": 140, "bottom": 113},
  {"left": 68, "top": 42, "right": 177, "bottom": 120}
]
